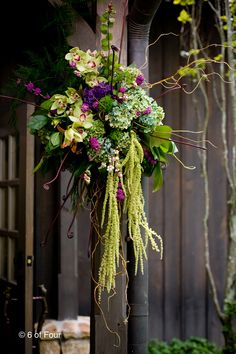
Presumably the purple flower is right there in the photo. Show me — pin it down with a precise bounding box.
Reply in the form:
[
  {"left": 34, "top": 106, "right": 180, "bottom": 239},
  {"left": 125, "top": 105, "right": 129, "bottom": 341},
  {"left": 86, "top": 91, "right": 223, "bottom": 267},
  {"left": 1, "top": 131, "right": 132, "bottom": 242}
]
[
  {"left": 89, "top": 137, "right": 101, "bottom": 151},
  {"left": 136, "top": 111, "right": 141, "bottom": 117},
  {"left": 136, "top": 74, "right": 144, "bottom": 86},
  {"left": 50, "top": 109, "right": 57, "bottom": 116},
  {"left": 92, "top": 101, "right": 99, "bottom": 109},
  {"left": 116, "top": 187, "right": 125, "bottom": 201},
  {"left": 44, "top": 93, "right": 51, "bottom": 100},
  {"left": 81, "top": 103, "right": 90, "bottom": 112},
  {"left": 119, "top": 86, "right": 126, "bottom": 93},
  {"left": 143, "top": 147, "right": 157, "bottom": 165},
  {"left": 25, "top": 81, "right": 35, "bottom": 92},
  {"left": 69, "top": 61, "right": 77, "bottom": 68},
  {"left": 83, "top": 82, "right": 112, "bottom": 110},
  {"left": 34, "top": 87, "right": 42, "bottom": 96},
  {"left": 143, "top": 106, "right": 152, "bottom": 115}
]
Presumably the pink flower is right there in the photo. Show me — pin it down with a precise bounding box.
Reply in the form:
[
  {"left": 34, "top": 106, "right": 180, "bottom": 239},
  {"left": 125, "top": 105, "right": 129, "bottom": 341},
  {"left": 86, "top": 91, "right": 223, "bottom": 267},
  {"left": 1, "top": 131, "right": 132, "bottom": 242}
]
[
  {"left": 87, "top": 60, "right": 96, "bottom": 68},
  {"left": 69, "top": 61, "right": 77, "bottom": 68}
]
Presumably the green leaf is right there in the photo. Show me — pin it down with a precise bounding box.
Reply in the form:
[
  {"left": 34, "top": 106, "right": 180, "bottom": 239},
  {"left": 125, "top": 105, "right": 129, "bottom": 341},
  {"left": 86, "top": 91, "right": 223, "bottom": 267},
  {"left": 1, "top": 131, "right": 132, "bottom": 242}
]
[
  {"left": 153, "top": 164, "right": 163, "bottom": 192},
  {"left": 100, "top": 24, "right": 108, "bottom": 34},
  {"left": 73, "top": 161, "right": 91, "bottom": 178},
  {"left": 152, "top": 147, "right": 167, "bottom": 163},
  {"left": 50, "top": 132, "right": 61, "bottom": 147},
  {"left": 99, "top": 95, "right": 113, "bottom": 113},
  {"left": 150, "top": 125, "right": 172, "bottom": 148},
  {"left": 101, "top": 38, "right": 109, "bottom": 51},
  {"left": 177, "top": 9, "right": 192, "bottom": 24},
  {"left": 108, "top": 19, "right": 114, "bottom": 28},
  {"left": 106, "top": 33, "right": 112, "bottom": 41},
  {"left": 100, "top": 12, "right": 109, "bottom": 21},
  {"left": 40, "top": 99, "right": 53, "bottom": 110},
  {"left": 214, "top": 53, "right": 223, "bottom": 61},
  {"left": 189, "top": 48, "right": 200, "bottom": 56},
  {"left": 27, "top": 115, "right": 48, "bottom": 131}
]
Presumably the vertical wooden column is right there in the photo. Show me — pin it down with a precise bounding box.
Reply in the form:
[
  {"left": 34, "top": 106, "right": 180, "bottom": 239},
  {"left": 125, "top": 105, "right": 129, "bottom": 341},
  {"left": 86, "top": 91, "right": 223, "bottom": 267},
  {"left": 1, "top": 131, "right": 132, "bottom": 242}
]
[
  {"left": 25, "top": 105, "right": 35, "bottom": 354},
  {"left": 18, "top": 104, "right": 35, "bottom": 354},
  {"left": 127, "top": 1, "right": 162, "bottom": 353}
]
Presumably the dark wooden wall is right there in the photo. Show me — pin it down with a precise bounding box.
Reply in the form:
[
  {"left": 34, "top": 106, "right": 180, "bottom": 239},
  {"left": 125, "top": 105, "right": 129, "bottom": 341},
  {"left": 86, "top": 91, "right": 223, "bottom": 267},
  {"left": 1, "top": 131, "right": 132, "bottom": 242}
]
[{"left": 148, "top": 2, "right": 227, "bottom": 346}]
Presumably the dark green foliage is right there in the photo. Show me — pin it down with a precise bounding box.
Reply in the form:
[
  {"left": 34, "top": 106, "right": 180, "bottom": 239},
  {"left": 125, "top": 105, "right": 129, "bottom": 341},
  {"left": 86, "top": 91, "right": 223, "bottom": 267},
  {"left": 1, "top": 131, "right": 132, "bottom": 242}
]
[
  {"left": 3, "top": 0, "right": 94, "bottom": 101},
  {"left": 147, "top": 337, "right": 222, "bottom": 354},
  {"left": 222, "top": 300, "right": 236, "bottom": 354}
]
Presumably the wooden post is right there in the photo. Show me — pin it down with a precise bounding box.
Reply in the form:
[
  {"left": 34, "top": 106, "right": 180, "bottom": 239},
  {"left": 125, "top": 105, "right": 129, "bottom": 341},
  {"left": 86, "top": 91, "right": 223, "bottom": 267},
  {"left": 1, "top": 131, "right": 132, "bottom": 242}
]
[
  {"left": 127, "top": 1, "right": 162, "bottom": 353},
  {"left": 18, "top": 103, "right": 35, "bottom": 354}
]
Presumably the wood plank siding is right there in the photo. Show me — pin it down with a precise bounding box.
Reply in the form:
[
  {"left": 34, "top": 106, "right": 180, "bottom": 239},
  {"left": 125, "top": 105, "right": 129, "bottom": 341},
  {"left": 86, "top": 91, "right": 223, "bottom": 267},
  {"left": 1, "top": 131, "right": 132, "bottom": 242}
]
[{"left": 148, "top": 2, "right": 227, "bottom": 346}]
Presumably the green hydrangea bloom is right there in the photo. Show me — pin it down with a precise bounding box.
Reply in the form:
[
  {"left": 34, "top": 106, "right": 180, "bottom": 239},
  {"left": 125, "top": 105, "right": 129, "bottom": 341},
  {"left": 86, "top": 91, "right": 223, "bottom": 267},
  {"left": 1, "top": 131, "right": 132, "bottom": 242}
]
[{"left": 109, "top": 129, "right": 130, "bottom": 154}]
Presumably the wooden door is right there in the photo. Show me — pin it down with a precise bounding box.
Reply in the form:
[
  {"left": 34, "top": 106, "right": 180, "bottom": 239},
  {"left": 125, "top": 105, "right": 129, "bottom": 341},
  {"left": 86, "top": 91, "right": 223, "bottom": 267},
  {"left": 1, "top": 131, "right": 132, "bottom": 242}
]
[{"left": 0, "top": 102, "right": 34, "bottom": 354}]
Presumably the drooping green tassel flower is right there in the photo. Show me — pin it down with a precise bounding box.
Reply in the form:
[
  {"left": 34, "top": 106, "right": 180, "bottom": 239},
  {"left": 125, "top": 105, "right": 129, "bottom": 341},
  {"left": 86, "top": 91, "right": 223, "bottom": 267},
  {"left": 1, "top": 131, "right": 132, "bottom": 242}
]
[{"left": 98, "top": 131, "right": 163, "bottom": 297}]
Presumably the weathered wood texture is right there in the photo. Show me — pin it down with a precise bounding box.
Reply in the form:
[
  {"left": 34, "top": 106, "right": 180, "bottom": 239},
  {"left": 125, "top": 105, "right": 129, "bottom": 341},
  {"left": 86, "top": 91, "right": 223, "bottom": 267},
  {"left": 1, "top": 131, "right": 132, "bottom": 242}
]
[{"left": 147, "top": 2, "right": 227, "bottom": 346}]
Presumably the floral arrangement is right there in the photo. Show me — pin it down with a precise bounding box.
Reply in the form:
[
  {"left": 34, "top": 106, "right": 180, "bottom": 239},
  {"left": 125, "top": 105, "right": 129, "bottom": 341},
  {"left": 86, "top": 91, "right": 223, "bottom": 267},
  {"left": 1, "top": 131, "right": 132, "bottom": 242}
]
[{"left": 26, "top": 4, "right": 177, "bottom": 298}]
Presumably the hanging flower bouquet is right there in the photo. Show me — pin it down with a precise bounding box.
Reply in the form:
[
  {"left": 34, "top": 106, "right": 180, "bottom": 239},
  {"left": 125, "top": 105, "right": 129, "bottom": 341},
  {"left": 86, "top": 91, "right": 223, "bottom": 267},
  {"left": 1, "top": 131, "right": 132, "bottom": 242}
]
[{"left": 27, "top": 5, "right": 177, "bottom": 297}]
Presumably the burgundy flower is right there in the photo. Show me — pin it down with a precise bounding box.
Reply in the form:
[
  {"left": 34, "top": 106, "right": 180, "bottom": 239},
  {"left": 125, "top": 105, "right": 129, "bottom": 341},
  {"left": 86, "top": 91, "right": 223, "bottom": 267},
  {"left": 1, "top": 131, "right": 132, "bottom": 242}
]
[
  {"left": 89, "top": 137, "right": 101, "bottom": 151},
  {"left": 92, "top": 101, "right": 99, "bottom": 109},
  {"left": 136, "top": 74, "right": 144, "bottom": 86},
  {"left": 34, "top": 87, "right": 42, "bottom": 96},
  {"left": 143, "top": 147, "right": 157, "bottom": 165},
  {"left": 81, "top": 103, "right": 90, "bottom": 112},
  {"left": 116, "top": 187, "right": 125, "bottom": 201},
  {"left": 143, "top": 106, "right": 152, "bottom": 115},
  {"left": 25, "top": 81, "right": 35, "bottom": 92},
  {"left": 119, "top": 86, "right": 126, "bottom": 93}
]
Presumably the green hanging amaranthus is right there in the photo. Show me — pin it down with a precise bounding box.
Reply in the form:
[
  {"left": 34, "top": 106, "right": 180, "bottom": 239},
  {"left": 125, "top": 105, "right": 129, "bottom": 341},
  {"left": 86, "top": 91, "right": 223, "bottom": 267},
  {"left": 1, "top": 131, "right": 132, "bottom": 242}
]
[{"left": 98, "top": 131, "right": 163, "bottom": 295}]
